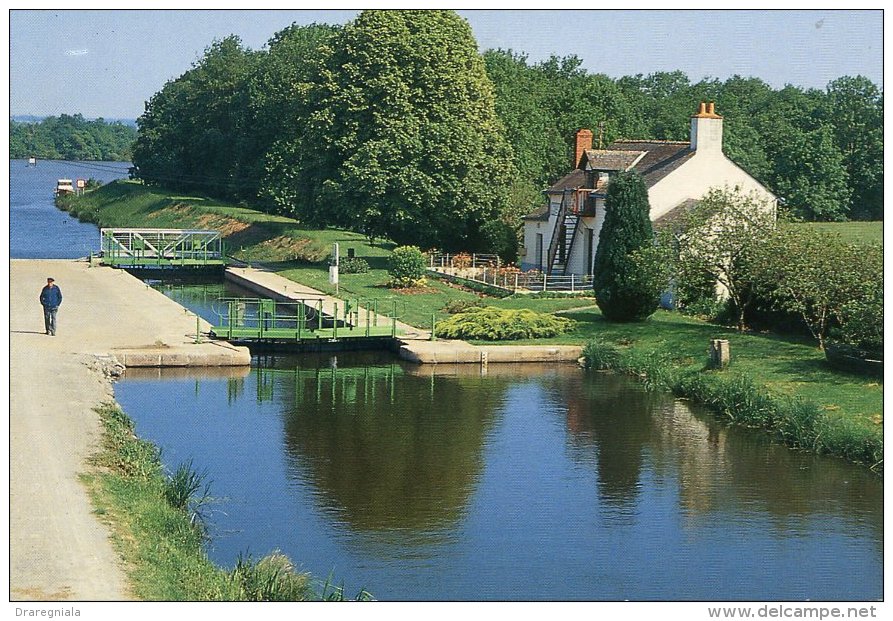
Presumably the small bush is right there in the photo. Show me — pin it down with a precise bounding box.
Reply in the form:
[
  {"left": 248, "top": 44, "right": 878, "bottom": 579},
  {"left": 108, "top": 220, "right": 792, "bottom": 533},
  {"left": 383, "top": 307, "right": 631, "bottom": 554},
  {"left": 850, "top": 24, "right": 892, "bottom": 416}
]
[
  {"left": 435, "top": 306, "right": 576, "bottom": 340},
  {"left": 388, "top": 245, "right": 428, "bottom": 288},
  {"left": 582, "top": 338, "right": 621, "bottom": 370},
  {"left": 228, "top": 552, "right": 310, "bottom": 602},
  {"left": 442, "top": 298, "right": 485, "bottom": 314},
  {"left": 338, "top": 257, "right": 370, "bottom": 274}
]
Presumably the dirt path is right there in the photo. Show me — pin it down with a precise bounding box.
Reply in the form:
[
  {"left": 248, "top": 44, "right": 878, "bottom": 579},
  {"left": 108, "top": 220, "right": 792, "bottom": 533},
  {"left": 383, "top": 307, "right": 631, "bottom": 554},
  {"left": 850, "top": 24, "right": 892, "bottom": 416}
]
[{"left": 8, "top": 259, "right": 245, "bottom": 601}]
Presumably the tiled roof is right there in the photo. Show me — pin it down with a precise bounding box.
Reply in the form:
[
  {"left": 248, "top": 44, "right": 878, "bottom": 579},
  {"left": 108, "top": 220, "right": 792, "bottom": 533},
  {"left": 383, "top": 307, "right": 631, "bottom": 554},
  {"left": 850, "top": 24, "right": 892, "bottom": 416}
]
[
  {"left": 546, "top": 169, "right": 586, "bottom": 193},
  {"left": 522, "top": 203, "right": 551, "bottom": 221},
  {"left": 580, "top": 149, "right": 645, "bottom": 172},
  {"left": 652, "top": 198, "right": 700, "bottom": 231},
  {"left": 609, "top": 140, "right": 695, "bottom": 187},
  {"left": 528, "top": 140, "right": 696, "bottom": 220}
]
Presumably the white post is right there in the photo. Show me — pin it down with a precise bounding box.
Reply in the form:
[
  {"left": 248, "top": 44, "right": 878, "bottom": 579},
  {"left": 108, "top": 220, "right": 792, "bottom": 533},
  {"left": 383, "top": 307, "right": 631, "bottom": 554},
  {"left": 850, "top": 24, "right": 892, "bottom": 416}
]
[
  {"left": 514, "top": 273, "right": 519, "bottom": 291},
  {"left": 543, "top": 273, "right": 547, "bottom": 291},
  {"left": 571, "top": 274, "right": 575, "bottom": 292}
]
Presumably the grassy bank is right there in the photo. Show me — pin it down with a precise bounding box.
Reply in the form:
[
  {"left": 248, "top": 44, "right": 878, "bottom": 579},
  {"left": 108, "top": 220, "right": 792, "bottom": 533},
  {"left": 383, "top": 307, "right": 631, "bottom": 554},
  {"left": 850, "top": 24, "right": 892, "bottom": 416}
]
[
  {"left": 580, "top": 331, "right": 882, "bottom": 472},
  {"left": 64, "top": 182, "right": 881, "bottom": 471},
  {"left": 82, "top": 403, "right": 370, "bottom": 600},
  {"left": 59, "top": 180, "right": 595, "bottom": 327}
]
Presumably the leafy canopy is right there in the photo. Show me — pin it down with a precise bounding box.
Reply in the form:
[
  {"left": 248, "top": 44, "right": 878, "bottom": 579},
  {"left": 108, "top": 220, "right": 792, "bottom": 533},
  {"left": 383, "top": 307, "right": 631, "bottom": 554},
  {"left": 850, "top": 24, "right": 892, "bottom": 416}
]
[{"left": 263, "top": 10, "right": 515, "bottom": 251}]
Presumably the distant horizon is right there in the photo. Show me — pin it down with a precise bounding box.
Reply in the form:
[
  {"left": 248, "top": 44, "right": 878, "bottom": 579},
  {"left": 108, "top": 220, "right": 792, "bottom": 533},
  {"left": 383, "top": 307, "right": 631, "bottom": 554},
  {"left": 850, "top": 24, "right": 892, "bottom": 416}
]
[
  {"left": 9, "top": 9, "right": 883, "bottom": 119},
  {"left": 11, "top": 114, "right": 137, "bottom": 124}
]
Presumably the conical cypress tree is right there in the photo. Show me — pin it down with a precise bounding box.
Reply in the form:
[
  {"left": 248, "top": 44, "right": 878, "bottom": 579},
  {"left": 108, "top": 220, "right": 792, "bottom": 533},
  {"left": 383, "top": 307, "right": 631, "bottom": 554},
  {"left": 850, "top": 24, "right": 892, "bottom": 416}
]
[{"left": 592, "top": 171, "right": 660, "bottom": 322}]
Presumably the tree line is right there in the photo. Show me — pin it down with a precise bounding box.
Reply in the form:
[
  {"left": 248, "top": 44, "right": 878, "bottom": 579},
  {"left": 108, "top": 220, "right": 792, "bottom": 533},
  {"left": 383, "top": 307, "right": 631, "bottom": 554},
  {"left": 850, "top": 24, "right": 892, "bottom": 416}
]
[
  {"left": 10, "top": 114, "right": 137, "bottom": 161},
  {"left": 131, "top": 10, "right": 883, "bottom": 254}
]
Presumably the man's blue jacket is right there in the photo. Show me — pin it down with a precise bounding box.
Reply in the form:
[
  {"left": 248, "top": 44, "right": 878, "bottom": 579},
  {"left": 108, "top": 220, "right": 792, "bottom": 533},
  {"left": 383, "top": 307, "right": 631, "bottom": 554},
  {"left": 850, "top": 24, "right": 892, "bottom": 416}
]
[{"left": 40, "top": 285, "right": 63, "bottom": 309}]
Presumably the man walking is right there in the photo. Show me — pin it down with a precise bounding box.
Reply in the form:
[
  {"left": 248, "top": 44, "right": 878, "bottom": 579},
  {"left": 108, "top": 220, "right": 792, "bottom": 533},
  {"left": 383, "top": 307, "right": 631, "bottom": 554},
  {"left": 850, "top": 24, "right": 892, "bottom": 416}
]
[{"left": 39, "top": 277, "right": 63, "bottom": 336}]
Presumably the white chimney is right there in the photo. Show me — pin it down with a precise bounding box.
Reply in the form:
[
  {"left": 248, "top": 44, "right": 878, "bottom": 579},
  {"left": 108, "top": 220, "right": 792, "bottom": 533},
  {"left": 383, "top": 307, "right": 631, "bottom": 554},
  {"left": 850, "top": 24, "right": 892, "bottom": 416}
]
[{"left": 690, "top": 101, "right": 723, "bottom": 154}]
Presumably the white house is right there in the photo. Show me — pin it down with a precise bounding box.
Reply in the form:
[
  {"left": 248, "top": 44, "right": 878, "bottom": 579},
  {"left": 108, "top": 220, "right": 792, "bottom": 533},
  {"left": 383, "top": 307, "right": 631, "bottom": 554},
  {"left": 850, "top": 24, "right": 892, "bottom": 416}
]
[{"left": 521, "top": 102, "right": 778, "bottom": 275}]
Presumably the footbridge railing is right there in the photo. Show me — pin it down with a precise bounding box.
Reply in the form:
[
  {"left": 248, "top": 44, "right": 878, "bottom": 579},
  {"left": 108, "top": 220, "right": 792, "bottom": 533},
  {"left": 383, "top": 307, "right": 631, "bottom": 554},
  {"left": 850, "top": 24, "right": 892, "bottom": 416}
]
[
  {"left": 100, "top": 228, "right": 224, "bottom": 268},
  {"left": 209, "top": 297, "right": 407, "bottom": 342}
]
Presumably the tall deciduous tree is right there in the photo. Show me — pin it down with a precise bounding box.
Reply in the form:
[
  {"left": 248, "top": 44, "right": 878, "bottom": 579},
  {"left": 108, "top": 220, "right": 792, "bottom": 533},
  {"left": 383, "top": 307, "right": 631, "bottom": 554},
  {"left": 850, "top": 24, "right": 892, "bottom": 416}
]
[
  {"left": 265, "top": 10, "right": 514, "bottom": 251},
  {"left": 592, "top": 171, "right": 661, "bottom": 322},
  {"left": 133, "top": 36, "right": 259, "bottom": 196},
  {"left": 250, "top": 23, "right": 339, "bottom": 206},
  {"left": 823, "top": 76, "right": 884, "bottom": 220}
]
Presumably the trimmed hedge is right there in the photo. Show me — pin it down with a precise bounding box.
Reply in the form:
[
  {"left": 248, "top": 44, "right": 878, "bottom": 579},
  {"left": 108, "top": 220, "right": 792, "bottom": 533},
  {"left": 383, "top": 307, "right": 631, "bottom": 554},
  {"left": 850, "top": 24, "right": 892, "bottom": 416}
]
[{"left": 435, "top": 306, "right": 576, "bottom": 340}]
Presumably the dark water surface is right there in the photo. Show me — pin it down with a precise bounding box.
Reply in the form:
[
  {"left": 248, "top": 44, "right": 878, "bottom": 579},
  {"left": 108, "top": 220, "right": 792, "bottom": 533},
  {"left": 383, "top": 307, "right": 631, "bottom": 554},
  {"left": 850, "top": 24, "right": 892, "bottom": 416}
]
[
  {"left": 9, "top": 159, "right": 131, "bottom": 258},
  {"left": 117, "top": 354, "right": 883, "bottom": 601}
]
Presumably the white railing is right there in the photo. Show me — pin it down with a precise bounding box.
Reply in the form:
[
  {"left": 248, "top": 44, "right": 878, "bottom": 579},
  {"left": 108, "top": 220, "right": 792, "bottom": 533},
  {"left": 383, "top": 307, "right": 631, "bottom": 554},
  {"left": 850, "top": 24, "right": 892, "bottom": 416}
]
[
  {"left": 429, "top": 265, "right": 593, "bottom": 293},
  {"left": 428, "top": 252, "right": 501, "bottom": 269}
]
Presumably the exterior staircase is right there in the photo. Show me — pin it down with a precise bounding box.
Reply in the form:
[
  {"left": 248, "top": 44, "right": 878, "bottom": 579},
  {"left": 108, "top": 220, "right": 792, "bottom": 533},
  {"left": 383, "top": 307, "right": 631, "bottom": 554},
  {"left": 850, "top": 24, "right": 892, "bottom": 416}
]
[{"left": 547, "top": 190, "right": 581, "bottom": 275}]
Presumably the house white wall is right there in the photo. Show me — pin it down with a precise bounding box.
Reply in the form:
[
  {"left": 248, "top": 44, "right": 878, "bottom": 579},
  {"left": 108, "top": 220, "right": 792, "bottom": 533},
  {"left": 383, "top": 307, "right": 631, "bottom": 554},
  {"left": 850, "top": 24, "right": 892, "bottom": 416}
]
[
  {"left": 521, "top": 104, "right": 777, "bottom": 277},
  {"left": 648, "top": 152, "right": 777, "bottom": 221}
]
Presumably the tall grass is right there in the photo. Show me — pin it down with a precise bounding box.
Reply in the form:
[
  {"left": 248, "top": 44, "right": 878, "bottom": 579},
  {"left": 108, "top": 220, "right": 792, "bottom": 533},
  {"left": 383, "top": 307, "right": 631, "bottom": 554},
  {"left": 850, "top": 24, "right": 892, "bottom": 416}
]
[{"left": 581, "top": 338, "right": 883, "bottom": 472}]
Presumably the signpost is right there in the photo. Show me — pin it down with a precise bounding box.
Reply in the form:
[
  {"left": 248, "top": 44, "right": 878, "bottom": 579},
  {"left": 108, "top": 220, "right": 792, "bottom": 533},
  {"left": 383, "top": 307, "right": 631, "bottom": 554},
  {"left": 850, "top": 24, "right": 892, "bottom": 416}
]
[
  {"left": 329, "top": 242, "right": 340, "bottom": 294},
  {"left": 76, "top": 178, "right": 86, "bottom": 196}
]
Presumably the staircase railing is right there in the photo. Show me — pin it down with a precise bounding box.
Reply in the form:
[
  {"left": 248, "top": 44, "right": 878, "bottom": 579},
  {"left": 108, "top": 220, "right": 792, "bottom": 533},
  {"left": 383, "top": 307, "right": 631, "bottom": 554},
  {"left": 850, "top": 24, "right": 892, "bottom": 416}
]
[{"left": 546, "top": 189, "right": 571, "bottom": 275}]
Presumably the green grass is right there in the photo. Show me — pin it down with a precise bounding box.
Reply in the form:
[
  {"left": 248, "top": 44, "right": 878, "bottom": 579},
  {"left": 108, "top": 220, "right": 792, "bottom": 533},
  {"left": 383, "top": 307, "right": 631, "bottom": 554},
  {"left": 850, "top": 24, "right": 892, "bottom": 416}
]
[
  {"left": 66, "top": 182, "right": 882, "bottom": 469},
  {"left": 83, "top": 403, "right": 369, "bottom": 600},
  {"left": 792, "top": 221, "right": 883, "bottom": 245},
  {"left": 504, "top": 307, "right": 881, "bottom": 427},
  {"left": 581, "top": 336, "right": 883, "bottom": 471}
]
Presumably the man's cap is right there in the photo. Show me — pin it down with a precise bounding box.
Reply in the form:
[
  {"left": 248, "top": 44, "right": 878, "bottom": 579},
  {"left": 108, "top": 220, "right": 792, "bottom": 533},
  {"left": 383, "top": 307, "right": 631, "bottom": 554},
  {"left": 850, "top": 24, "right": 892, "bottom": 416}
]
[{"left": 47, "top": 277, "right": 54, "bottom": 282}]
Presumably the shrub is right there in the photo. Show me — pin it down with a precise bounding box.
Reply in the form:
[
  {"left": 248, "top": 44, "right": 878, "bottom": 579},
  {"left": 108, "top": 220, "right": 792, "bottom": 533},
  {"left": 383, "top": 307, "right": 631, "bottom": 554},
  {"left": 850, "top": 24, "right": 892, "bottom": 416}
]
[
  {"left": 581, "top": 338, "right": 621, "bottom": 370},
  {"left": 835, "top": 279, "right": 882, "bottom": 351},
  {"left": 592, "top": 171, "right": 661, "bottom": 322},
  {"left": 387, "top": 245, "right": 428, "bottom": 288},
  {"left": 442, "top": 298, "right": 485, "bottom": 314},
  {"left": 451, "top": 253, "right": 472, "bottom": 269},
  {"left": 338, "top": 256, "right": 370, "bottom": 274},
  {"left": 228, "top": 552, "right": 310, "bottom": 602},
  {"left": 435, "top": 306, "right": 576, "bottom": 340}
]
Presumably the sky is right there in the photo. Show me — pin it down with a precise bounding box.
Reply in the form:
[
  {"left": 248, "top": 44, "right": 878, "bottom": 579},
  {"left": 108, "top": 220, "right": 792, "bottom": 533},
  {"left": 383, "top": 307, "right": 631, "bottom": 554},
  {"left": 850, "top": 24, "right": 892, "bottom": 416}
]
[{"left": 5, "top": 7, "right": 885, "bottom": 120}]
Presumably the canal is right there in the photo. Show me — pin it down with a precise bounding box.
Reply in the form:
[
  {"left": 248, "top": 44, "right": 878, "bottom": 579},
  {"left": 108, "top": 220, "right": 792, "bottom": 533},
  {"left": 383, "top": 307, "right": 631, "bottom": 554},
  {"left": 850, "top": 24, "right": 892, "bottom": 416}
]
[{"left": 10, "top": 161, "right": 884, "bottom": 601}]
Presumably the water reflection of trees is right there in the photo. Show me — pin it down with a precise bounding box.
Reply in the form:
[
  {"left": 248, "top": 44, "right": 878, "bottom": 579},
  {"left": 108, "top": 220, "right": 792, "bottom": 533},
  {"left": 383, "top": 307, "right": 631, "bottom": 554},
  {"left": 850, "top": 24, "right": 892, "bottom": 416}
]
[
  {"left": 555, "top": 370, "right": 882, "bottom": 543},
  {"left": 257, "top": 360, "right": 504, "bottom": 538}
]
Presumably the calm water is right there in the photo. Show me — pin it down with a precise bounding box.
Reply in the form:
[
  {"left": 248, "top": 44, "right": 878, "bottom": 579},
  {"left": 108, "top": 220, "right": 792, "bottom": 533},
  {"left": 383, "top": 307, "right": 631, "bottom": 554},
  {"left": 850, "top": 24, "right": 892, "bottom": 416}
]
[
  {"left": 9, "top": 159, "right": 131, "bottom": 258},
  {"left": 117, "top": 353, "right": 883, "bottom": 601}
]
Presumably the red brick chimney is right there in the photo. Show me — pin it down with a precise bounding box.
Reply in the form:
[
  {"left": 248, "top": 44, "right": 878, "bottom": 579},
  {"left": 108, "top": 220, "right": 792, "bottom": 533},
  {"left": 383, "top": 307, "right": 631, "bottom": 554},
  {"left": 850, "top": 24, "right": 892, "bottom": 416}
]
[{"left": 574, "top": 129, "right": 593, "bottom": 169}]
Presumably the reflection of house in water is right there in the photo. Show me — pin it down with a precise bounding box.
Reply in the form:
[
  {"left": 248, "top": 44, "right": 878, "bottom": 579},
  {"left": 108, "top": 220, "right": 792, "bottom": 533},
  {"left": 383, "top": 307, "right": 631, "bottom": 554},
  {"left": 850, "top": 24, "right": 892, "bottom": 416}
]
[
  {"left": 561, "top": 373, "right": 882, "bottom": 543},
  {"left": 650, "top": 400, "right": 730, "bottom": 517}
]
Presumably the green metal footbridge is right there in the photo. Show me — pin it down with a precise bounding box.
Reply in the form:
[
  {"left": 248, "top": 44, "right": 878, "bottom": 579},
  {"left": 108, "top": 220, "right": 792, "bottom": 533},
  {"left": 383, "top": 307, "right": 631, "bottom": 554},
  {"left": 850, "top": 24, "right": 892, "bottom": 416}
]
[
  {"left": 209, "top": 297, "right": 406, "bottom": 346},
  {"left": 100, "top": 228, "right": 225, "bottom": 269}
]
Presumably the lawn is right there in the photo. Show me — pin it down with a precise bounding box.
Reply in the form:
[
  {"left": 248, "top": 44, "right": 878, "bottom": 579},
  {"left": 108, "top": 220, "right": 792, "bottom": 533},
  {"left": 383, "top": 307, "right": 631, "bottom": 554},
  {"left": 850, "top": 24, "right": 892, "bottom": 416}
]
[
  {"left": 792, "top": 221, "right": 883, "bottom": 245},
  {"left": 64, "top": 181, "right": 882, "bottom": 441}
]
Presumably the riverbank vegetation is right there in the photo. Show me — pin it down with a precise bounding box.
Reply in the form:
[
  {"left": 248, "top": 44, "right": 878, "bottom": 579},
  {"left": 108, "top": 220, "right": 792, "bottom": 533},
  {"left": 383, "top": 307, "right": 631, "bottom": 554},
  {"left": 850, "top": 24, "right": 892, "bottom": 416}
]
[
  {"left": 10, "top": 114, "right": 136, "bottom": 161},
  {"left": 581, "top": 337, "right": 882, "bottom": 472},
  {"left": 83, "top": 403, "right": 372, "bottom": 600},
  {"left": 62, "top": 180, "right": 880, "bottom": 471}
]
